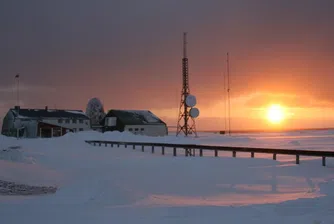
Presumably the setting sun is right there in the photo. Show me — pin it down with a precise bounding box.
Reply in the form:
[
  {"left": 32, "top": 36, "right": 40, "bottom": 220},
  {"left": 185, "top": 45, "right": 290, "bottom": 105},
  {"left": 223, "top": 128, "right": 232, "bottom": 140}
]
[{"left": 266, "top": 104, "right": 285, "bottom": 124}]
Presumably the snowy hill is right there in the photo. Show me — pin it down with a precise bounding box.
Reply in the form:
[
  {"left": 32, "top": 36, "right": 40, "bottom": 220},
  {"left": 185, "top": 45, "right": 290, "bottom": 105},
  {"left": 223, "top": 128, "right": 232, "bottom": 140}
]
[{"left": 0, "top": 130, "right": 334, "bottom": 223}]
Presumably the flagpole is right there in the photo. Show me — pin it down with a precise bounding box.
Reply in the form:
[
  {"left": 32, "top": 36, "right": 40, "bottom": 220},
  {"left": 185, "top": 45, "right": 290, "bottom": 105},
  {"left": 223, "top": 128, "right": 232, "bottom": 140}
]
[
  {"left": 15, "top": 73, "right": 20, "bottom": 139},
  {"left": 16, "top": 73, "right": 20, "bottom": 107}
]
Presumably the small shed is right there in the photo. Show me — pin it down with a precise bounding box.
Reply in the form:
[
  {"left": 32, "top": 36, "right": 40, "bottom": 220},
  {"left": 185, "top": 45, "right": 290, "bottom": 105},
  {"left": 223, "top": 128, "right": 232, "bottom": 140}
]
[{"left": 102, "top": 110, "right": 168, "bottom": 136}]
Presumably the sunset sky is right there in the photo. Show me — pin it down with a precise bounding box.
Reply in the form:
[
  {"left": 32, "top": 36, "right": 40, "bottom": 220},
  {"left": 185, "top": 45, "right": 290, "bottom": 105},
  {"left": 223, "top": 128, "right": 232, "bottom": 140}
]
[{"left": 1, "top": 0, "right": 334, "bottom": 131}]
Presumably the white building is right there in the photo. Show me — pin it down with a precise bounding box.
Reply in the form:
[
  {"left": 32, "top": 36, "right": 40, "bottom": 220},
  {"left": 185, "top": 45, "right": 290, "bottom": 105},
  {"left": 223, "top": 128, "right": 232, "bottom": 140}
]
[
  {"left": 102, "top": 109, "right": 168, "bottom": 137},
  {"left": 1, "top": 106, "right": 90, "bottom": 138}
]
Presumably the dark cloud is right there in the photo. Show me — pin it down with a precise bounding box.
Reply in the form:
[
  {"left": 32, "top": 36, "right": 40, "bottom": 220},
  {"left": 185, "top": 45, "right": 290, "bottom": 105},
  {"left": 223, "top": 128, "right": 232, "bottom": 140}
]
[{"left": 1, "top": 0, "right": 334, "bottom": 120}]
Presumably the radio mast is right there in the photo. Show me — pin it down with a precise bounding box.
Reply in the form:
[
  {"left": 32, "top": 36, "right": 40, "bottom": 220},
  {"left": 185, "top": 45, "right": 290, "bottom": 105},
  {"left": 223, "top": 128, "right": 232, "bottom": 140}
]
[
  {"left": 176, "top": 32, "right": 199, "bottom": 137},
  {"left": 227, "top": 53, "right": 231, "bottom": 135}
]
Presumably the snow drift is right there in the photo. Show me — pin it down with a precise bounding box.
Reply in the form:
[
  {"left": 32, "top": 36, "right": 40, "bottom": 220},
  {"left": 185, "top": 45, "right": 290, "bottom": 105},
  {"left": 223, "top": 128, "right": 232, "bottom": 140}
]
[{"left": 0, "top": 130, "right": 334, "bottom": 223}]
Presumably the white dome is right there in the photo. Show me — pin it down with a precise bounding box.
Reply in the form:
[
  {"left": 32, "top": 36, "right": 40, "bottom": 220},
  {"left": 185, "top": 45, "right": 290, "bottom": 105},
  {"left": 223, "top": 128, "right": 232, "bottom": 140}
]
[{"left": 86, "top": 98, "right": 106, "bottom": 125}]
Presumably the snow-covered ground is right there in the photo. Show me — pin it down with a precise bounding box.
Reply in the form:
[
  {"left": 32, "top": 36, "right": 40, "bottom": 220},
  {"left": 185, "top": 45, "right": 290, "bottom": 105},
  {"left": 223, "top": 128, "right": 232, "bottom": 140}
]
[{"left": 0, "top": 130, "right": 334, "bottom": 224}]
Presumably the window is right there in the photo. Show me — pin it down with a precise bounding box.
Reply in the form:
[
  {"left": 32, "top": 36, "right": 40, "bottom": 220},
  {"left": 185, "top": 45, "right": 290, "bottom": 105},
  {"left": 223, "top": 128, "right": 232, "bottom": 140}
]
[
  {"left": 129, "top": 128, "right": 133, "bottom": 131},
  {"left": 72, "top": 119, "right": 77, "bottom": 124},
  {"left": 79, "top": 119, "right": 83, "bottom": 124},
  {"left": 52, "top": 128, "right": 62, "bottom": 137},
  {"left": 140, "top": 128, "right": 144, "bottom": 131},
  {"left": 58, "top": 119, "right": 63, "bottom": 123},
  {"left": 79, "top": 128, "right": 83, "bottom": 131},
  {"left": 65, "top": 119, "right": 70, "bottom": 124},
  {"left": 135, "top": 128, "right": 139, "bottom": 131}
]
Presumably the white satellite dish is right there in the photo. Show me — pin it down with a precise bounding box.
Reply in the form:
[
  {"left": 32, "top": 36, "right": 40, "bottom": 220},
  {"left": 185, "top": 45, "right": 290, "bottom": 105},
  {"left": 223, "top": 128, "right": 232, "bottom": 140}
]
[
  {"left": 86, "top": 97, "right": 106, "bottom": 125},
  {"left": 189, "top": 107, "right": 200, "bottom": 118},
  {"left": 186, "top": 95, "right": 197, "bottom": 107}
]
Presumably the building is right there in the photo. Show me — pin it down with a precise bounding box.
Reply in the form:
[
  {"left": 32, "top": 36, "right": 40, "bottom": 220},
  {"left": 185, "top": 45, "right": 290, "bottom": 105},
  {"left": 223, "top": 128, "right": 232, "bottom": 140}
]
[
  {"left": 1, "top": 106, "right": 91, "bottom": 138},
  {"left": 102, "top": 109, "right": 168, "bottom": 136}
]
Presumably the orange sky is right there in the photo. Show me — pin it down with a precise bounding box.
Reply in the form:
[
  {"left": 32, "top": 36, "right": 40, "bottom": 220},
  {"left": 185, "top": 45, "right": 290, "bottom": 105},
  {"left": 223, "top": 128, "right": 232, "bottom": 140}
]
[
  {"left": 1, "top": 1, "right": 334, "bottom": 131},
  {"left": 151, "top": 91, "right": 334, "bottom": 131}
]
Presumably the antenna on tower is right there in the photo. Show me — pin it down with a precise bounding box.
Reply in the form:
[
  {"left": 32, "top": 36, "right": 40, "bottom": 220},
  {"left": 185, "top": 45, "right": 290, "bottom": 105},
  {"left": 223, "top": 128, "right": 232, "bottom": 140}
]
[
  {"left": 176, "top": 32, "right": 199, "bottom": 139},
  {"left": 183, "top": 32, "right": 187, "bottom": 58}
]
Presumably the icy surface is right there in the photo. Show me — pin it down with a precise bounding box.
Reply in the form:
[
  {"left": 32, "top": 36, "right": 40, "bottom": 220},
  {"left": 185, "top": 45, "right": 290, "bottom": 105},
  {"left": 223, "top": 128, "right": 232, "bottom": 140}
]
[{"left": 0, "top": 130, "right": 334, "bottom": 223}]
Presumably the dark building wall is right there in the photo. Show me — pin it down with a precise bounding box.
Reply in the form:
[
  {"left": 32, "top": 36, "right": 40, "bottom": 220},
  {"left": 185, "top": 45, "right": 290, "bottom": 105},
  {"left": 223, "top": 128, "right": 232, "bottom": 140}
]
[
  {"left": 101, "top": 111, "right": 125, "bottom": 133},
  {"left": 101, "top": 110, "right": 169, "bottom": 136},
  {"left": 1, "top": 111, "right": 15, "bottom": 136},
  {"left": 103, "top": 126, "right": 124, "bottom": 132},
  {"left": 37, "top": 122, "right": 69, "bottom": 138}
]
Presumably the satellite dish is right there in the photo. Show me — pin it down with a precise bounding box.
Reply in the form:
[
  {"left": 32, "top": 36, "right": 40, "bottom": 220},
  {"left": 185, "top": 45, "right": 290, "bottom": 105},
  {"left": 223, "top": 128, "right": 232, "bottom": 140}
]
[
  {"left": 186, "top": 95, "right": 197, "bottom": 107},
  {"left": 86, "top": 97, "right": 106, "bottom": 125},
  {"left": 189, "top": 107, "right": 200, "bottom": 118}
]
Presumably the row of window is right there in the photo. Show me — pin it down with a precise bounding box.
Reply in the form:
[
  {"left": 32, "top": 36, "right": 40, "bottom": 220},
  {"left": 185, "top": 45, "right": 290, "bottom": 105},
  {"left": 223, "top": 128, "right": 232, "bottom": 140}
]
[
  {"left": 58, "top": 119, "right": 84, "bottom": 124},
  {"left": 128, "top": 128, "right": 144, "bottom": 131}
]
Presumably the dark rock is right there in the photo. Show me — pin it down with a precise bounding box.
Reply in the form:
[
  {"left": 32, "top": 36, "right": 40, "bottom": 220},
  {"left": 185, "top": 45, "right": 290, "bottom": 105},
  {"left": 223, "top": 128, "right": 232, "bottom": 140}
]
[{"left": 0, "top": 180, "right": 58, "bottom": 196}]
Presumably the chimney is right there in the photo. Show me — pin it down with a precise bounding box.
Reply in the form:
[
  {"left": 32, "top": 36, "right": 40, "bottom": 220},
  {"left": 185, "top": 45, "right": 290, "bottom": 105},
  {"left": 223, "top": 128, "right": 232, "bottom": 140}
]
[
  {"left": 14, "top": 106, "right": 20, "bottom": 113},
  {"left": 45, "top": 106, "right": 48, "bottom": 111}
]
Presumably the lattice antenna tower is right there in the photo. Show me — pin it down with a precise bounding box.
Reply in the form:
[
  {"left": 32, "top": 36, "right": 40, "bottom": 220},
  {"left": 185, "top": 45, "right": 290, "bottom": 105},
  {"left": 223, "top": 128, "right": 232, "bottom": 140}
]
[{"left": 176, "top": 32, "right": 200, "bottom": 137}]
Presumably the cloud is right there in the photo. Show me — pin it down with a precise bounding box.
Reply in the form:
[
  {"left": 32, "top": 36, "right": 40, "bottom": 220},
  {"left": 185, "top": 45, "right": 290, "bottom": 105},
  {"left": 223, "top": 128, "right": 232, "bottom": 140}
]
[{"left": 244, "top": 92, "right": 334, "bottom": 109}]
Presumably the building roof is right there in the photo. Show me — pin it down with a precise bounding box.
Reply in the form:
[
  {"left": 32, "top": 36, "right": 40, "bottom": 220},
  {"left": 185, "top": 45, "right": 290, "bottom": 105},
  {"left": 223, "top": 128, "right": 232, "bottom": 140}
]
[
  {"left": 10, "top": 108, "right": 89, "bottom": 119},
  {"left": 105, "top": 110, "right": 166, "bottom": 125}
]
